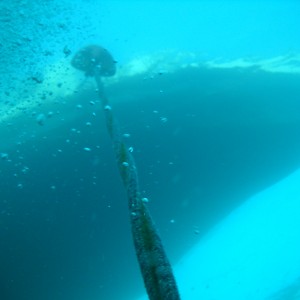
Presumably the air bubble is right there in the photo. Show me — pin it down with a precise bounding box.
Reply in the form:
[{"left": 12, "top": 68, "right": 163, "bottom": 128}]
[{"left": 142, "top": 197, "right": 149, "bottom": 203}]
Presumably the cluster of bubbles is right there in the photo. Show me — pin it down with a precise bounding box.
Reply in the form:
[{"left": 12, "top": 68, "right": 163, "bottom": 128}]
[{"left": 0, "top": 0, "right": 100, "bottom": 107}]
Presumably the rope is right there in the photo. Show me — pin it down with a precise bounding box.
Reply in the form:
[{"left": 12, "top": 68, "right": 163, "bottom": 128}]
[{"left": 95, "top": 75, "right": 181, "bottom": 300}]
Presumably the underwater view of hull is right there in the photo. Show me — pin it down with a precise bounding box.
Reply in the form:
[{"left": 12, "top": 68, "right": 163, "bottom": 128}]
[
  {"left": 1, "top": 55, "right": 300, "bottom": 299},
  {"left": 137, "top": 166, "right": 300, "bottom": 300}
]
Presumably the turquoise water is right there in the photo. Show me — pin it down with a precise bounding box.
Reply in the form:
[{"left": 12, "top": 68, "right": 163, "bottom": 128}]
[{"left": 1, "top": 1, "right": 300, "bottom": 300}]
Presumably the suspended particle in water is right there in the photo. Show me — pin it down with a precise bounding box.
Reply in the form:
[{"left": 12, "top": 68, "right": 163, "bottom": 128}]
[
  {"left": 21, "top": 166, "right": 29, "bottom": 174},
  {"left": 160, "top": 117, "right": 168, "bottom": 123},
  {"left": 63, "top": 46, "right": 71, "bottom": 57},
  {"left": 31, "top": 72, "right": 44, "bottom": 84},
  {"left": 1, "top": 153, "right": 8, "bottom": 160},
  {"left": 142, "top": 197, "right": 149, "bottom": 203},
  {"left": 193, "top": 225, "right": 200, "bottom": 235},
  {"left": 128, "top": 147, "right": 134, "bottom": 153},
  {"left": 36, "top": 114, "right": 46, "bottom": 126},
  {"left": 83, "top": 147, "right": 91, "bottom": 152},
  {"left": 70, "top": 128, "right": 81, "bottom": 134}
]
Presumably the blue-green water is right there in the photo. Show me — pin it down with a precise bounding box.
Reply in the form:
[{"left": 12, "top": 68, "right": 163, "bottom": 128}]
[{"left": 1, "top": 1, "right": 300, "bottom": 300}]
